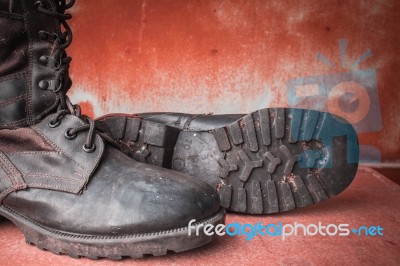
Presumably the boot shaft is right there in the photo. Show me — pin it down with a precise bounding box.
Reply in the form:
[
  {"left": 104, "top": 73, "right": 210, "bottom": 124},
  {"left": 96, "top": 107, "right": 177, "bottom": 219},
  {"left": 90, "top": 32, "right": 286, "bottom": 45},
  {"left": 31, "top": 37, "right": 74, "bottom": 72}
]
[
  {"left": 0, "top": 0, "right": 72, "bottom": 129},
  {"left": 0, "top": 1, "right": 27, "bottom": 77}
]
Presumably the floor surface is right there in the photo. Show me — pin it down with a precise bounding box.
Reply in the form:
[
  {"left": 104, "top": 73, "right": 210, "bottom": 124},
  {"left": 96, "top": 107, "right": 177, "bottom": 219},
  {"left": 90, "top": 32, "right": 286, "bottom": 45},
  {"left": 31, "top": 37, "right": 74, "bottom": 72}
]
[{"left": 0, "top": 166, "right": 399, "bottom": 265}]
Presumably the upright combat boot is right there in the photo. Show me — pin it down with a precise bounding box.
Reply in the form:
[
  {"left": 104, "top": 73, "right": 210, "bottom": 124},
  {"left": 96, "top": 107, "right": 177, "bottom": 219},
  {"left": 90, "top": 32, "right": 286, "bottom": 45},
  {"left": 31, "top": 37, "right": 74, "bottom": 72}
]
[
  {"left": 0, "top": 0, "right": 224, "bottom": 259},
  {"left": 97, "top": 109, "right": 359, "bottom": 215}
]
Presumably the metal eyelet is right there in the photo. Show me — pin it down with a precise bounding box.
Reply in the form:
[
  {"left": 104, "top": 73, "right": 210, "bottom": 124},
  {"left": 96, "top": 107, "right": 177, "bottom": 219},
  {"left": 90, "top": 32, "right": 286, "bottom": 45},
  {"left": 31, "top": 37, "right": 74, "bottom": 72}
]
[
  {"left": 34, "top": 1, "right": 48, "bottom": 9},
  {"left": 39, "top": 55, "right": 48, "bottom": 65},
  {"left": 38, "top": 80, "right": 49, "bottom": 90},
  {"left": 34, "top": 1, "right": 42, "bottom": 8},
  {"left": 48, "top": 119, "right": 61, "bottom": 128},
  {"left": 83, "top": 144, "right": 96, "bottom": 153},
  {"left": 64, "top": 128, "right": 77, "bottom": 140}
]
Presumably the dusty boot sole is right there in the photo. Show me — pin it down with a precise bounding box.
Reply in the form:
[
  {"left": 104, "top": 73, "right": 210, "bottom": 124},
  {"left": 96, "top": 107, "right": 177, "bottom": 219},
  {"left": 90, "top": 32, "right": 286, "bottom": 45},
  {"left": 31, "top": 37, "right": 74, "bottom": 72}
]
[
  {"left": 98, "top": 108, "right": 359, "bottom": 214},
  {"left": 0, "top": 206, "right": 225, "bottom": 259}
]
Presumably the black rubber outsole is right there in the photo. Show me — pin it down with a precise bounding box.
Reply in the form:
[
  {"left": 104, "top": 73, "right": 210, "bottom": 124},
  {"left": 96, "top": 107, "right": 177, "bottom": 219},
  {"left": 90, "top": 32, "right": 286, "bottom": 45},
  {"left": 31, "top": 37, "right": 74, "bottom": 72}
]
[
  {"left": 97, "top": 108, "right": 359, "bottom": 215},
  {"left": 0, "top": 206, "right": 225, "bottom": 259}
]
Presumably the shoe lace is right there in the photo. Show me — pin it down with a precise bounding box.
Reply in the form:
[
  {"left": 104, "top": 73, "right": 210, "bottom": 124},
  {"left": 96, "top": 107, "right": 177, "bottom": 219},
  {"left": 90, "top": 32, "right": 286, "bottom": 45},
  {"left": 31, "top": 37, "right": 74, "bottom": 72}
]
[{"left": 35, "top": 0, "right": 99, "bottom": 153}]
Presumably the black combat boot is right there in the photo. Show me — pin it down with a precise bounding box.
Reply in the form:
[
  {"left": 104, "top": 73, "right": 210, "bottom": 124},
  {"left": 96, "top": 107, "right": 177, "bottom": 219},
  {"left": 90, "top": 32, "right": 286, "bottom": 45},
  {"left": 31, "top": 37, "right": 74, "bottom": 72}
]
[
  {"left": 0, "top": 0, "right": 224, "bottom": 259},
  {"left": 96, "top": 109, "right": 359, "bottom": 215}
]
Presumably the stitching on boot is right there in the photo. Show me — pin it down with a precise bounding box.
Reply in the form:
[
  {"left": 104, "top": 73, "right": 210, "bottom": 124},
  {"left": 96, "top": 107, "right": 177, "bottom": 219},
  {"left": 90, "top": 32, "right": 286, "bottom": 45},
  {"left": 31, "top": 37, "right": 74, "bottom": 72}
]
[
  {"left": 0, "top": 151, "right": 26, "bottom": 201},
  {"left": 6, "top": 151, "right": 61, "bottom": 155},
  {"left": 0, "top": 118, "right": 29, "bottom": 129},
  {"left": 0, "top": 72, "right": 28, "bottom": 83},
  {"left": 24, "top": 182, "right": 70, "bottom": 192},
  {"left": 33, "top": 115, "right": 105, "bottom": 178},
  {"left": 20, "top": 0, "right": 33, "bottom": 125},
  {"left": 24, "top": 172, "right": 81, "bottom": 183},
  {"left": 0, "top": 11, "right": 23, "bottom": 19},
  {"left": 0, "top": 94, "right": 24, "bottom": 108},
  {"left": 0, "top": 127, "right": 55, "bottom": 152},
  {"left": 30, "top": 124, "right": 93, "bottom": 177}
]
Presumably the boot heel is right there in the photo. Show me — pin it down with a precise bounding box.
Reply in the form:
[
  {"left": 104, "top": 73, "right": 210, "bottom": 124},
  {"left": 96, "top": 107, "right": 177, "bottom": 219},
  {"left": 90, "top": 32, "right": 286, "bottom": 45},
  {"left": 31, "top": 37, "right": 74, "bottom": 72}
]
[
  {"left": 136, "top": 120, "right": 180, "bottom": 168},
  {"left": 97, "top": 116, "right": 181, "bottom": 168}
]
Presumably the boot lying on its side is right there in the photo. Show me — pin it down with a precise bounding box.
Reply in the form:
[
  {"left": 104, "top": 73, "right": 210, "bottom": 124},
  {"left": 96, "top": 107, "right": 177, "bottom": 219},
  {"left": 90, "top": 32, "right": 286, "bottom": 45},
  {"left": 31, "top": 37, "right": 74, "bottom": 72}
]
[{"left": 97, "top": 108, "right": 359, "bottom": 214}]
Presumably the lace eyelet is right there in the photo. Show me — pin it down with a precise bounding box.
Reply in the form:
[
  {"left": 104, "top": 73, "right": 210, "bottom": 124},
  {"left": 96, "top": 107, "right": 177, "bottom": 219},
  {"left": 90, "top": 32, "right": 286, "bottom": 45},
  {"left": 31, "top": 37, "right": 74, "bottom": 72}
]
[
  {"left": 38, "top": 31, "right": 48, "bottom": 41},
  {"left": 53, "top": 81, "right": 63, "bottom": 93},
  {"left": 34, "top": 1, "right": 42, "bottom": 8},
  {"left": 38, "top": 80, "right": 49, "bottom": 90},
  {"left": 39, "top": 55, "right": 48, "bottom": 65},
  {"left": 48, "top": 119, "right": 61, "bottom": 128},
  {"left": 83, "top": 144, "right": 96, "bottom": 153},
  {"left": 64, "top": 128, "right": 77, "bottom": 140},
  {"left": 34, "top": 1, "right": 48, "bottom": 10}
]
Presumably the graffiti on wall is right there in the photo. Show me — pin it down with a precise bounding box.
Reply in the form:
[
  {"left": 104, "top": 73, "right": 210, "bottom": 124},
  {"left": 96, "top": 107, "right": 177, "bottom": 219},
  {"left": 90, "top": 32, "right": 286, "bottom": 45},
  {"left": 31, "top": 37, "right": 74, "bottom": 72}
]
[{"left": 286, "top": 39, "right": 382, "bottom": 163}]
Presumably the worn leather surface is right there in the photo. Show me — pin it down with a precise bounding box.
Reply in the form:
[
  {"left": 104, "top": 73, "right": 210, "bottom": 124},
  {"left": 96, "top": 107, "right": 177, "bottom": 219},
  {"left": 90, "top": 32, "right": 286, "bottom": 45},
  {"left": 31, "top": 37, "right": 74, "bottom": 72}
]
[
  {"left": 22, "top": 0, "right": 61, "bottom": 122},
  {"left": 0, "top": 127, "right": 54, "bottom": 153},
  {"left": 0, "top": 151, "right": 26, "bottom": 201},
  {"left": 0, "top": 3, "right": 28, "bottom": 127},
  {"left": 4, "top": 146, "right": 220, "bottom": 235},
  {"left": 138, "top": 112, "right": 245, "bottom": 131},
  {"left": 0, "top": 114, "right": 103, "bottom": 197},
  {"left": 0, "top": 76, "right": 27, "bottom": 125},
  {"left": 0, "top": 114, "right": 220, "bottom": 234},
  {"left": 0, "top": 0, "right": 221, "bottom": 237},
  {"left": 0, "top": 16, "right": 26, "bottom": 76},
  {"left": 0, "top": 0, "right": 65, "bottom": 128}
]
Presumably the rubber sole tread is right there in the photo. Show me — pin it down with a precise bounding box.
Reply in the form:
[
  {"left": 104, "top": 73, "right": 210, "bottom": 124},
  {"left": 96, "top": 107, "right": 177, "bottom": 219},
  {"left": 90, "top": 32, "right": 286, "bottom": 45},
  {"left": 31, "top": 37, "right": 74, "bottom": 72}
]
[{"left": 98, "top": 108, "right": 358, "bottom": 214}]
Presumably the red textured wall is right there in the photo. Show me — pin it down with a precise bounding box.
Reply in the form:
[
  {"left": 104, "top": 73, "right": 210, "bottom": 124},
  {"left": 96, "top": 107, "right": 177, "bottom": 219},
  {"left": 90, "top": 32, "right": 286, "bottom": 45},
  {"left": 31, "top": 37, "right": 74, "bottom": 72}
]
[{"left": 67, "top": 0, "right": 400, "bottom": 163}]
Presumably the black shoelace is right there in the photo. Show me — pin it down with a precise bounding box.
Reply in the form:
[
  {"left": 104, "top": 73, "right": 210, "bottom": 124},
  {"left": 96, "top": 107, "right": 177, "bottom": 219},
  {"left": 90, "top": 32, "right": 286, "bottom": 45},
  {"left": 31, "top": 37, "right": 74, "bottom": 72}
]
[{"left": 35, "top": 0, "right": 98, "bottom": 152}]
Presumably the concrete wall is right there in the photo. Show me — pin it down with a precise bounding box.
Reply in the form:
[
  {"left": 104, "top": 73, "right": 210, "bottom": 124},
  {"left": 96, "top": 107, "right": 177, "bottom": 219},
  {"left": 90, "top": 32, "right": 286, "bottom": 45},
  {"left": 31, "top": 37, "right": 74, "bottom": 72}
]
[{"left": 67, "top": 0, "right": 400, "bottom": 163}]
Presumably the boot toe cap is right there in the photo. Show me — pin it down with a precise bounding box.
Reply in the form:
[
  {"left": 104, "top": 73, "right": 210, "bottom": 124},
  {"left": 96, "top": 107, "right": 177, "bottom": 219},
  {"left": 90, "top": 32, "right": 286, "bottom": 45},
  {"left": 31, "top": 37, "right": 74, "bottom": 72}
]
[
  {"left": 2, "top": 146, "right": 222, "bottom": 236},
  {"left": 115, "top": 162, "right": 221, "bottom": 233}
]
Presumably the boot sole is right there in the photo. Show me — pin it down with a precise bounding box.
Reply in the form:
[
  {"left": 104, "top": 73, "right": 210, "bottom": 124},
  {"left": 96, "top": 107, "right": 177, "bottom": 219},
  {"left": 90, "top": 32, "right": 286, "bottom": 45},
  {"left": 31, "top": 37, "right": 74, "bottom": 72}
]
[
  {"left": 0, "top": 206, "right": 225, "bottom": 259},
  {"left": 98, "top": 108, "right": 359, "bottom": 214}
]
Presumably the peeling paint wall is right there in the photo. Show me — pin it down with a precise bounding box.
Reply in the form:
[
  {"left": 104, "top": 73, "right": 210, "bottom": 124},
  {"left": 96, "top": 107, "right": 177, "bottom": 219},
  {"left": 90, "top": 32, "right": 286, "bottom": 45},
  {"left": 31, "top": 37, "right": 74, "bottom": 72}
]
[{"left": 67, "top": 0, "right": 400, "bottom": 162}]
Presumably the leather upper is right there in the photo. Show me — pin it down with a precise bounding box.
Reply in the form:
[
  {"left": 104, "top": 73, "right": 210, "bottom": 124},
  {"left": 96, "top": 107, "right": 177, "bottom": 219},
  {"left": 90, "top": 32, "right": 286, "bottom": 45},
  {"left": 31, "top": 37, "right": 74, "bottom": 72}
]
[
  {"left": 1, "top": 114, "right": 220, "bottom": 235},
  {"left": 137, "top": 112, "right": 245, "bottom": 131},
  {"left": 0, "top": 0, "right": 222, "bottom": 236},
  {"left": 0, "top": 0, "right": 68, "bottom": 129}
]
